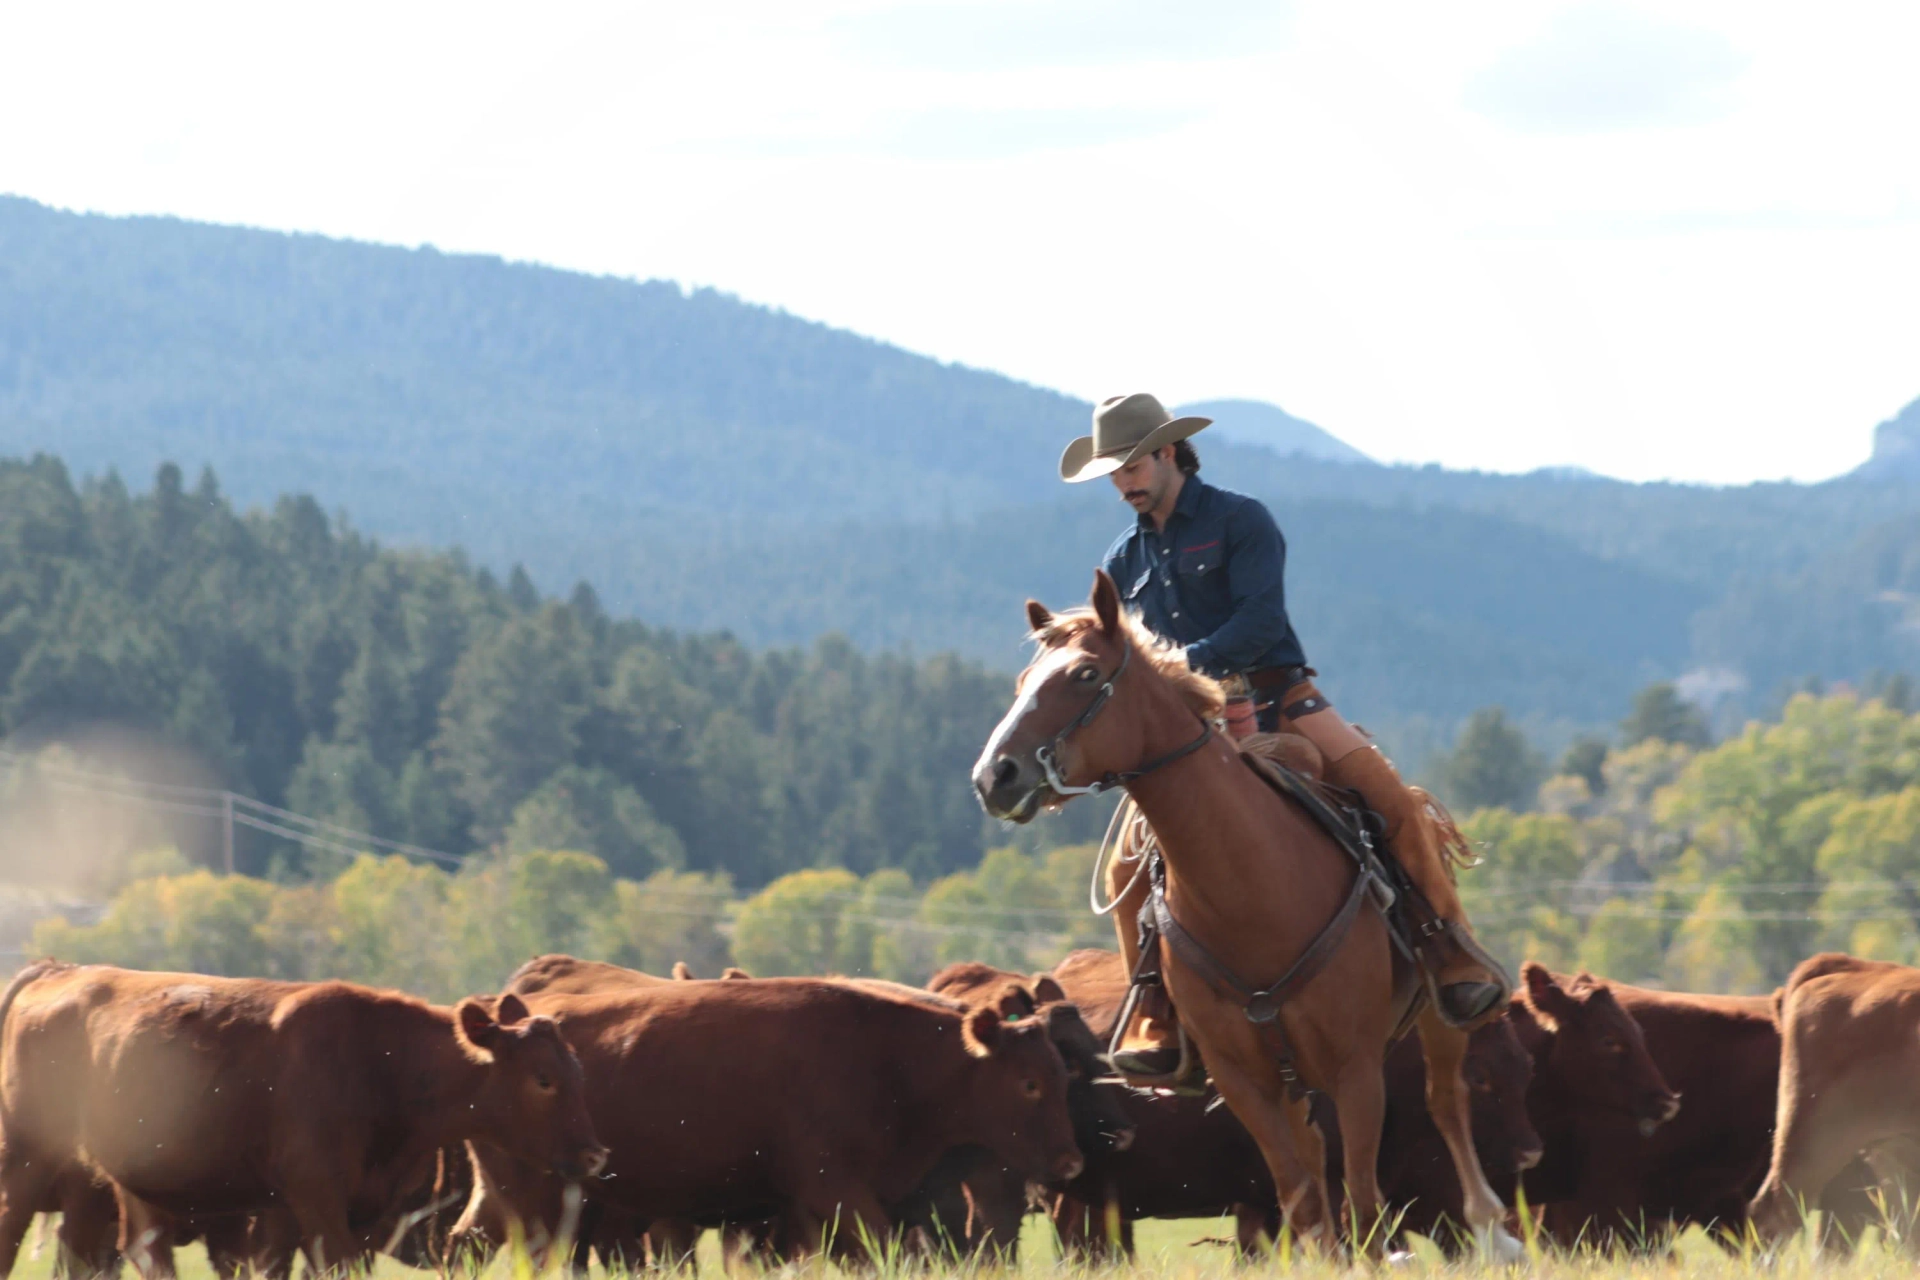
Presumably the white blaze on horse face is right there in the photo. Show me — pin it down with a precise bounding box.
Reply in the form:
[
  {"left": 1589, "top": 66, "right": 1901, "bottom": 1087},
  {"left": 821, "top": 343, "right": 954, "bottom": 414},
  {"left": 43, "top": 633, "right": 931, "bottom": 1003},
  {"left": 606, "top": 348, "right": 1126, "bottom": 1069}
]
[{"left": 976, "top": 647, "right": 1078, "bottom": 779}]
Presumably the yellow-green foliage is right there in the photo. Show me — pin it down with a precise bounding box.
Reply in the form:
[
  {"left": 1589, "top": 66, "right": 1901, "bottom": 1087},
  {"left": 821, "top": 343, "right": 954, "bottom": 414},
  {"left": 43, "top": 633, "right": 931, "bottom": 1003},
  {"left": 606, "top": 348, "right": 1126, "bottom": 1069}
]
[
  {"left": 47, "top": 692, "right": 1920, "bottom": 1000},
  {"left": 31, "top": 853, "right": 733, "bottom": 1002},
  {"left": 1460, "top": 692, "right": 1920, "bottom": 990},
  {"left": 30, "top": 842, "right": 1107, "bottom": 996}
]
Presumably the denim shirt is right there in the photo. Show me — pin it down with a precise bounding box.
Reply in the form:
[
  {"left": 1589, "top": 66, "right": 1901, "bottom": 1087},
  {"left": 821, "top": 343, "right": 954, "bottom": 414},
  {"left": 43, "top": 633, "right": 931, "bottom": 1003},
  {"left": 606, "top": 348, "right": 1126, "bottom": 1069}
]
[{"left": 1100, "top": 476, "right": 1309, "bottom": 678}]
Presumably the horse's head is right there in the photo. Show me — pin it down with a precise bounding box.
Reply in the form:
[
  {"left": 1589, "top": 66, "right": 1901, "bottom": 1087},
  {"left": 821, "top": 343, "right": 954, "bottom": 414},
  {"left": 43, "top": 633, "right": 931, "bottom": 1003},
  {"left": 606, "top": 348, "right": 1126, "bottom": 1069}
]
[
  {"left": 974, "top": 570, "right": 1220, "bottom": 822},
  {"left": 973, "top": 571, "right": 1134, "bottom": 821}
]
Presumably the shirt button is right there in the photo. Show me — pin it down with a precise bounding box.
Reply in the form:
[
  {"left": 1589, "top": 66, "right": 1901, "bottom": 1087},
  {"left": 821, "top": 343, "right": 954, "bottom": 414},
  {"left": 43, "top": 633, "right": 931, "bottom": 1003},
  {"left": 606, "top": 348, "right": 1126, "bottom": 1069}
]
[{"left": 1171, "top": 611, "right": 1180, "bottom": 618}]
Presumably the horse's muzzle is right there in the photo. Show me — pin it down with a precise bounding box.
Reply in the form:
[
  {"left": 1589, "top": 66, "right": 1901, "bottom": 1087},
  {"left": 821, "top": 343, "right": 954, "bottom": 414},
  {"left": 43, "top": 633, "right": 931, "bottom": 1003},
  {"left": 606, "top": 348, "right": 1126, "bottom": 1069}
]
[{"left": 974, "top": 752, "right": 1046, "bottom": 822}]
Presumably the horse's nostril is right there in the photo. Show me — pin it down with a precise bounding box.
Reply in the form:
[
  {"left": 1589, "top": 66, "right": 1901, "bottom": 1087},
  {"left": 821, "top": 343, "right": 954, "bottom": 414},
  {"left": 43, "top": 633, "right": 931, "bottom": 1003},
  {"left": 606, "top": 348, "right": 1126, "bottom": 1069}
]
[{"left": 992, "top": 756, "right": 1020, "bottom": 789}]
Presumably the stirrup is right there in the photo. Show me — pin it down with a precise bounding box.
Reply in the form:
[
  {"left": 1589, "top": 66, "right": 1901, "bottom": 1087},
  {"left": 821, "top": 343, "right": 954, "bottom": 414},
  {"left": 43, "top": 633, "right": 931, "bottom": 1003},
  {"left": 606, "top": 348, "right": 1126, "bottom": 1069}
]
[
  {"left": 1106, "top": 972, "right": 1205, "bottom": 1091},
  {"left": 1110, "top": 1022, "right": 1206, "bottom": 1094}
]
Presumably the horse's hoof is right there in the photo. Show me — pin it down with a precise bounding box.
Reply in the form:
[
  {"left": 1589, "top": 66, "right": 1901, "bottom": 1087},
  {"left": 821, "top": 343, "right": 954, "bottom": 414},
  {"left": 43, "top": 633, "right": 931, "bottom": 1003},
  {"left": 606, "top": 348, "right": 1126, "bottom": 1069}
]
[{"left": 1475, "top": 1224, "right": 1525, "bottom": 1262}]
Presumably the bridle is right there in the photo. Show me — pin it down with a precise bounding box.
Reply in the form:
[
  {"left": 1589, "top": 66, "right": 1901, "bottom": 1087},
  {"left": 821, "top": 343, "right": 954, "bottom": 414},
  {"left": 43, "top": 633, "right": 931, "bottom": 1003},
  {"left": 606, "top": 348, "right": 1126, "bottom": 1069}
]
[{"left": 1032, "top": 643, "right": 1215, "bottom": 798}]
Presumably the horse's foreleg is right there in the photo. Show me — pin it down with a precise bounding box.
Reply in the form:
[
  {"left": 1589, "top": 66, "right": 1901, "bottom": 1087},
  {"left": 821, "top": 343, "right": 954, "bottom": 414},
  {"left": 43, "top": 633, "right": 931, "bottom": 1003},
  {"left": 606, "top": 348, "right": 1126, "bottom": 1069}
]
[
  {"left": 1415, "top": 1009, "right": 1517, "bottom": 1255},
  {"left": 1208, "top": 1062, "right": 1336, "bottom": 1253},
  {"left": 1330, "top": 1054, "right": 1388, "bottom": 1257}
]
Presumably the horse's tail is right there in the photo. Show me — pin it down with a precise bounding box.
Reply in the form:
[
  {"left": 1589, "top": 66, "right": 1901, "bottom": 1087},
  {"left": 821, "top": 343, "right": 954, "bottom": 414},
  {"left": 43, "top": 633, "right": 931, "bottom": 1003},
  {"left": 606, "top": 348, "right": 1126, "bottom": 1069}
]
[{"left": 1412, "top": 788, "right": 1480, "bottom": 878}]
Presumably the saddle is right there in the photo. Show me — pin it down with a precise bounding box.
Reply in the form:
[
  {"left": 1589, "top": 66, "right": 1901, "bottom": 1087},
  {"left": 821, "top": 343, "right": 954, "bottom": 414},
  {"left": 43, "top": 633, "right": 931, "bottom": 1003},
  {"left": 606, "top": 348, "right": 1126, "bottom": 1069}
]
[{"left": 1110, "top": 752, "right": 1439, "bottom": 1099}]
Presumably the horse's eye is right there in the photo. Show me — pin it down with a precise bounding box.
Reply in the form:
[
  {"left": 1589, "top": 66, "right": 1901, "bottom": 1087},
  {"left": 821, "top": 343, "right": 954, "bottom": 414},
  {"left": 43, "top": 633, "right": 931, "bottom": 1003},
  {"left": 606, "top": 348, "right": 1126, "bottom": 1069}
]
[{"left": 1074, "top": 665, "right": 1100, "bottom": 683}]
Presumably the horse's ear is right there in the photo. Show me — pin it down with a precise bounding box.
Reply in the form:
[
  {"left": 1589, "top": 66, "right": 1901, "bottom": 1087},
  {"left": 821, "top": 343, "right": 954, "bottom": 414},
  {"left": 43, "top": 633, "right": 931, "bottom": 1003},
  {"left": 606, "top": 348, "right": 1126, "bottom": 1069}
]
[
  {"left": 1026, "top": 599, "right": 1053, "bottom": 633},
  {"left": 1091, "top": 570, "right": 1121, "bottom": 636}
]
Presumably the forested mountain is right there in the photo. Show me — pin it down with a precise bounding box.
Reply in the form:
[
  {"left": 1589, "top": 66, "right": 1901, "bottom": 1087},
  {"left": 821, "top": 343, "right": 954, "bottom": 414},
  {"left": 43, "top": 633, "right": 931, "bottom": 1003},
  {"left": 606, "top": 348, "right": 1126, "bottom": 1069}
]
[
  {"left": 0, "top": 456, "right": 1104, "bottom": 889},
  {"left": 6, "top": 195, "right": 1920, "bottom": 740}
]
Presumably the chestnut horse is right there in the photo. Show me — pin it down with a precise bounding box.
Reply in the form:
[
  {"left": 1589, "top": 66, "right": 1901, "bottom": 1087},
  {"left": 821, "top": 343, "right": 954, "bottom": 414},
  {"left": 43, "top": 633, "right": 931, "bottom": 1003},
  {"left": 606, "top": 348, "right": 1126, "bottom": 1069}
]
[{"left": 972, "top": 572, "right": 1515, "bottom": 1254}]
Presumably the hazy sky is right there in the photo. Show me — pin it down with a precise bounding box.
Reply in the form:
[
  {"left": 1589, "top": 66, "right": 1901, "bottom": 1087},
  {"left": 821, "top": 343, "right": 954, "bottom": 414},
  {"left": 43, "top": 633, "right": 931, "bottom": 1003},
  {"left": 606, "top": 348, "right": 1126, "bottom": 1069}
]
[{"left": 4, "top": 1, "right": 1917, "bottom": 483}]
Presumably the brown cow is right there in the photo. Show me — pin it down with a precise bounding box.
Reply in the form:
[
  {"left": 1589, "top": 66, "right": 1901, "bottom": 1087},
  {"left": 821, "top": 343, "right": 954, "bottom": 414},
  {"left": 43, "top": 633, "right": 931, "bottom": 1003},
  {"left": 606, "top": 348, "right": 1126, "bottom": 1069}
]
[
  {"left": 916, "top": 962, "right": 1135, "bottom": 1258},
  {"left": 510, "top": 955, "right": 1123, "bottom": 1261},
  {"left": 1517, "top": 972, "right": 1772, "bottom": 1245},
  {"left": 924, "top": 964, "right": 1136, "bottom": 1163},
  {"left": 0, "top": 961, "right": 605, "bottom": 1278},
  {"left": 1750, "top": 954, "right": 1920, "bottom": 1241},
  {"left": 1046, "top": 949, "right": 1541, "bottom": 1255},
  {"left": 927, "top": 960, "right": 1070, "bottom": 1017},
  {"left": 458, "top": 975, "right": 1084, "bottom": 1262},
  {"left": 1050, "top": 948, "right": 1130, "bottom": 1041}
]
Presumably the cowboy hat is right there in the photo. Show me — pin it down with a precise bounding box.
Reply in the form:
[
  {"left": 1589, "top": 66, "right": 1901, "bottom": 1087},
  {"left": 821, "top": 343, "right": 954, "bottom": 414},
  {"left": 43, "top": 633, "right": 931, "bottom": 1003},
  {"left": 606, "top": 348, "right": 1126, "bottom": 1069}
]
[{"left": 1059, "top": 393, "right": 1212, "bottom": 483}]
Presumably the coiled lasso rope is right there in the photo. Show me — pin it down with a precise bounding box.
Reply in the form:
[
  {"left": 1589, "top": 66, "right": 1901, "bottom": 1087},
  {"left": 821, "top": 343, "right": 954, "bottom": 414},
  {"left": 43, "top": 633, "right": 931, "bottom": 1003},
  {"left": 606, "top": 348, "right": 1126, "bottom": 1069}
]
[{"left": 1088, "top": 794, "right": 1160, "bottom": 917}]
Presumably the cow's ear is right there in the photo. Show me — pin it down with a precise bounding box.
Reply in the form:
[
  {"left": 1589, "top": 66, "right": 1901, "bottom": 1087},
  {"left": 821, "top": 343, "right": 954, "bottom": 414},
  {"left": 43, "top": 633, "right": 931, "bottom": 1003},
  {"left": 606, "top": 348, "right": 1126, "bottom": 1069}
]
[
  {"left": 722, "top": 967, "right": 752, "bottom": 981},
  {"left": 455, "top": 998, "right": 502, "bottom": 1054},
  {"left": 1091, "top": 571, "right": 1122, "bottom": 637},
  {"left": 1521, "top": 963, "right": 1577, "bottom": 1030},
  {"left": 1026, "top": 600, "right": 1054, "bottom": 633},
  {"left": 1031, "top": 975, "right": 1068, "bottom": 1006},
  {"left": 672, "top": 961, "right": 695, "bottom": 980},
  {"left": 996, "top": 989, "right": 1036, "bottom": 1020},
  {"left": 962, "top": 1006, "right": 1004, "bottom": 1058},
  {"left": 495, "top": 992, "right": 530, "bottom": 1026}
]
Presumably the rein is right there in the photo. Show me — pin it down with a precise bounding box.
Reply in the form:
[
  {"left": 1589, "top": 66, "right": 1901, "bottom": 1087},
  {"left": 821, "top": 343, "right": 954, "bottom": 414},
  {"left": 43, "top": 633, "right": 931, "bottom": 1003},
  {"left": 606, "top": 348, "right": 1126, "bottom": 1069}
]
[{"left": 1034, "top": 645, "right": 1215, "bottom": 799}]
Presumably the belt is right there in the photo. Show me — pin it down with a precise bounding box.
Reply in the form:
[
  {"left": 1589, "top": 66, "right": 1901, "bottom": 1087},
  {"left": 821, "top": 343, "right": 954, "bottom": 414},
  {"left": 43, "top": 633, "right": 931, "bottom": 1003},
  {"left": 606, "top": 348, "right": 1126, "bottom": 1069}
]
[{"left": 1247, "top": 664, "right": 1314, "bottom": 693}]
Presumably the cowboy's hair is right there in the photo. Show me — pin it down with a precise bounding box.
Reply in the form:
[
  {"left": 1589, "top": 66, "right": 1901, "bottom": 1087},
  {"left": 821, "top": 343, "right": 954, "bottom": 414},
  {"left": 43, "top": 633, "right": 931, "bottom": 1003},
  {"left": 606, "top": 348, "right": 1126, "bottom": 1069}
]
[{"left": 1172, "top": 439, "right": 1200, "bottom": 476}]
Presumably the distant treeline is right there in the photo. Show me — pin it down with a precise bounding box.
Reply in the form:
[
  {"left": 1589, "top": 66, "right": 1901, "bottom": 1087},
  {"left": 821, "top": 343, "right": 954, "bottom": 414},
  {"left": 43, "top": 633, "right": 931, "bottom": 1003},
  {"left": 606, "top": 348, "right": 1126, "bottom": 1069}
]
[
  {"left": 37, "top": 688, "right": 1920, "bottom": 1001},
  {"left": 0, "top": 455, "right": 1103, "bottom": 887}
]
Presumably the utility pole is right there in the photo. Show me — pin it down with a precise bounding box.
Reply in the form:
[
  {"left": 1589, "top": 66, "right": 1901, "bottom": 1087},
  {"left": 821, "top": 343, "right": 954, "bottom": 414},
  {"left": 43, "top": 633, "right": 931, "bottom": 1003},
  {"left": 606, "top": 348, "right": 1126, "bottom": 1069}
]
[{"left": 222, "top": 791, "right": 235, "bottom": 875}]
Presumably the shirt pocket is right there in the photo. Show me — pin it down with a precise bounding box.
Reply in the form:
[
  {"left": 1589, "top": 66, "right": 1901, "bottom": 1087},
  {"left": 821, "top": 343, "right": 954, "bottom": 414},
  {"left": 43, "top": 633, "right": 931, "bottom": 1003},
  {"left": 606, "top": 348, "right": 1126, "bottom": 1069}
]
[{"left": 1175, "top": 539, "right": 1223, "bottom": 580}]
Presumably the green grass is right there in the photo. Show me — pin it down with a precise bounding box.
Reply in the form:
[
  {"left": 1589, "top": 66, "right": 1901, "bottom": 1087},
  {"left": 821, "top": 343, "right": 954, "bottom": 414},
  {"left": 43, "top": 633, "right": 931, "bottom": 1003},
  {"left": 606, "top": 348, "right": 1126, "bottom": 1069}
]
[{"left": 12, "top": 1212, "right": 1914, "bottom": 1278}]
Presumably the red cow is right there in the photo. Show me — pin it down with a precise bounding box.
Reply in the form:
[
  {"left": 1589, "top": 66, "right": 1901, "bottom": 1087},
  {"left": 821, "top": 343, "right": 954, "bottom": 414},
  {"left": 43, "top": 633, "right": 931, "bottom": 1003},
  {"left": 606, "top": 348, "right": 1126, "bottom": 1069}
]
[
  {"left": 0, "top": 961, "right": 604, "bottom": 1278},
  {"left": 458, "top": 975, "right": 1083, "bottom": 1262},
  {"left": 1750, "top": 954, "right": 1920, "bottom": 1240}
]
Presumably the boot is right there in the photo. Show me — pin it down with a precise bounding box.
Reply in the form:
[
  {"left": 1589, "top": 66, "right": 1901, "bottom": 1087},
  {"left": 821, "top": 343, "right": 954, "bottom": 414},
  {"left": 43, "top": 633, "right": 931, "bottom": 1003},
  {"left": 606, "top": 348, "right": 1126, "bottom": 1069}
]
[
  {"left": 1105, "top": 833, "right": 1202, "bottom": 1086},
  {"left": 1322, "top": 744, "right": 1512, "bottom": 1029}
]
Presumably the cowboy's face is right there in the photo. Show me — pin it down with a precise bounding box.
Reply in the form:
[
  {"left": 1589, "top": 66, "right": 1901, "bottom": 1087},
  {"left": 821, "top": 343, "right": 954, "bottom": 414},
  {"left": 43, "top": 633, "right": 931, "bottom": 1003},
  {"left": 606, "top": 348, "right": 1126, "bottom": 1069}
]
[{"left": 1109, "top": 446, "right": 1178, "bottom": 514}]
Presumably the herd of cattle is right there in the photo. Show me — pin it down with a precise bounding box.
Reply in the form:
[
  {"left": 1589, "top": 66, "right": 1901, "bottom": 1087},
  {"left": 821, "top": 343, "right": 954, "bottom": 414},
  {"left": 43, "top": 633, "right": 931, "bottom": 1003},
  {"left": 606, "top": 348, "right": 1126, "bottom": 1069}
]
[{"left": 0, "top": 944, "right": 1916, "bottom": 1276}]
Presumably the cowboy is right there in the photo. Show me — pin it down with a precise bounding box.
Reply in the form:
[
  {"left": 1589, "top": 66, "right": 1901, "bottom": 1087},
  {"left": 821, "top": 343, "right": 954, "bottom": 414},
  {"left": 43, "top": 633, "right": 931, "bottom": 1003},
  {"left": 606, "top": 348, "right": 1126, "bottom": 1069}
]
[{"left": 1060, "top": 393, "right": 1510, "bottom": 1078}]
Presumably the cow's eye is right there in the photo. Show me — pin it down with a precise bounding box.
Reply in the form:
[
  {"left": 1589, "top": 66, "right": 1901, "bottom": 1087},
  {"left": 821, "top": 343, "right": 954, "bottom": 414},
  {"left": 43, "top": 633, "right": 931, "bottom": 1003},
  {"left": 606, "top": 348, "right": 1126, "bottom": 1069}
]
[
  {"left": 1022, "top": 1078, "right": 1043, "bottom": 1099},
  {"left": 1074, "top": 665, "right": 1100, "bottom": 683},
  {"left": 535, "top": 1074, "right": 556, "bottom": 1092}
]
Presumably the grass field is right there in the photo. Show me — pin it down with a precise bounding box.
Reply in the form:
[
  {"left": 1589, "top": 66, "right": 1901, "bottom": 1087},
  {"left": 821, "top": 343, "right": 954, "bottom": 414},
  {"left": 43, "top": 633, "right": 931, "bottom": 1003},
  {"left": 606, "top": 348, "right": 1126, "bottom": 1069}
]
[{"left": 5, "top": 1213, "right": 1909, "bottom": 1280}]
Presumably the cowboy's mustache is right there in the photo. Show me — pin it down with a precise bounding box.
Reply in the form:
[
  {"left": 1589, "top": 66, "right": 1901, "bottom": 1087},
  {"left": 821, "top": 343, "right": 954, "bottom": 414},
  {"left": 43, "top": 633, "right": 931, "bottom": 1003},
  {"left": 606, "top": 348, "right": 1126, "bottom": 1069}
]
[{"left": 1123, "top": 490, "right": 1150, "bottom": 501}]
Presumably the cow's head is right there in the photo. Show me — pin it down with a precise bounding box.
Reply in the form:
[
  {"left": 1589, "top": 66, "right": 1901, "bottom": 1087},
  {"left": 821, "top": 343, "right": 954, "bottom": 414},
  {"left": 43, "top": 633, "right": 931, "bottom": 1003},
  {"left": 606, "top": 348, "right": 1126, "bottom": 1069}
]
[
  {"left": 1463, "top": 1016, "right": 1544, "bottom": 1174},
  {"left": 455, "top": 993, "right": 609, "bottom": 1179},
  {"left": 959, "top": 1006, "right": 1085, "bottom": 1184},
  {"left": 1032, "top": 1002, "right": 1136, "bottom": 1155},
  {"left": 1520, "top": 964, "right": 1681, "bottom": 1136}
]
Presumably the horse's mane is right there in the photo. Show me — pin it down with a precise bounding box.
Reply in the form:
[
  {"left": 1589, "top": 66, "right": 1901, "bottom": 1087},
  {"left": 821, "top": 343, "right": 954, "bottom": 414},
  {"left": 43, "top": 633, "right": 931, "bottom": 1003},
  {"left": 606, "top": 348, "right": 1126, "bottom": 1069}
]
[{"left": 1028, "top": 608, "right": 1226, "bottom": 722}]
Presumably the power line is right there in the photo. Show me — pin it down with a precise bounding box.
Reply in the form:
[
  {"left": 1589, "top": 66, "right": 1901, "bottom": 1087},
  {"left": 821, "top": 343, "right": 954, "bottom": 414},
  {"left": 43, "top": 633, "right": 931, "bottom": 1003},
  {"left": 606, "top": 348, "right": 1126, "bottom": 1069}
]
[
  {"left": 16, "top": 745, "right": 1920, "bottom": 940},
  {"left": 0, "top": 746, "right": 466, "bottom": 870}
]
